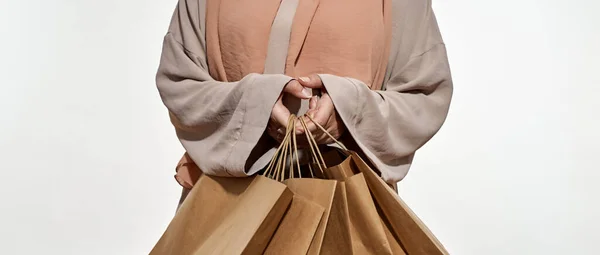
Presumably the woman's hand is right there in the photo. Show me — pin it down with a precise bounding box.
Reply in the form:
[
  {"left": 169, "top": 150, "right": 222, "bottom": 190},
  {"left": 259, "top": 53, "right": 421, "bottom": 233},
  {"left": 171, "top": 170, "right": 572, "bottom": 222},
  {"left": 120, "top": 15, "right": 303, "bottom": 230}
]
[
  {"left": 296, "top": 75, "right": 346, "bottom": 145},
  {"left": 267, "top": 79, "right": 312, "bottom": 143}
]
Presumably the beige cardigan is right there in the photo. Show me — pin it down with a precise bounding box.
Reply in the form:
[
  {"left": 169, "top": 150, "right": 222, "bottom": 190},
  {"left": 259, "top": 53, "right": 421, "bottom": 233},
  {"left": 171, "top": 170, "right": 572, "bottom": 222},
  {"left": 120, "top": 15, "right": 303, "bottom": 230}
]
[{"left": 156, "top": 0, "right": 453, "bottom": 185}]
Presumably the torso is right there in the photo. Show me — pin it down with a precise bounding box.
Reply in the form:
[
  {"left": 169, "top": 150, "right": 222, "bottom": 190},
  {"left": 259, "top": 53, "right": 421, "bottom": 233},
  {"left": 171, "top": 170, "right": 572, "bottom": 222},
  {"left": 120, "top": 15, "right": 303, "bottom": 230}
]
[{"left": 207, "top": 0, "right": 390, "bottom": 89}]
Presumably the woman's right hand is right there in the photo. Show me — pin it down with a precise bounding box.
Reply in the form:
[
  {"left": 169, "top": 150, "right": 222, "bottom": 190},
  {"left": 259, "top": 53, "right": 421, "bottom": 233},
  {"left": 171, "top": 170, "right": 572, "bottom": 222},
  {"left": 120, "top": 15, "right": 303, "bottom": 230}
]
[{"left": 267, "top": 80, "right": 312, "bottom": 143}]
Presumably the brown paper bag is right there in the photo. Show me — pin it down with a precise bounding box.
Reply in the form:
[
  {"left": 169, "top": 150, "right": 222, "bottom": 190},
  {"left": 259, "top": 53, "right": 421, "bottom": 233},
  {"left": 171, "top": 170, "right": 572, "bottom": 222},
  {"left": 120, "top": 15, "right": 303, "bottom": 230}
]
[
  {"left": 150, "top": 174, "right": 292, "bottom": 255},
  {"left": 284, "top": 178, "right": 337, "bottom": 255},
  {"left": 255, "top": 116, "right": 339, "bottom": 254},
  {"left": 320, "top": 166, "right": 394, "bottom": 255},
  {"left": 323, "top": 148, "right": 448, "bottom": 254},
  {"left": 319, "top": 180, "right": 352, "bottom": 254},
  {"left": 297, "top": 117, "right": 394, "bottom": 254},
  {"left": 153, "top": 116, "right": 333, "bottom": 255},
  {"left": 349, "top": 151, "right": 449, "bottom": 255},
  {"left": 263, "top": 195, "right": 324, "bottom": 255},
  {"left": 382, "top": 217, "right": 408, "bottom": 255},
  {"left": 301, "top": 115, "right": 448, "bottom": 254},
  {"left": 324, "top": 152, "right": 405, "bottom": 254}
]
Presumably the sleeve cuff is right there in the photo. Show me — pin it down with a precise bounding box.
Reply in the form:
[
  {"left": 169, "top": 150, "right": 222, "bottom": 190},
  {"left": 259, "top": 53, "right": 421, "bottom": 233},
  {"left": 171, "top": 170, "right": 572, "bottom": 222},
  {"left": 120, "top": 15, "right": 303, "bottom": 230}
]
[
  {"left": 225, "top": 74, "right": 292, "bottom": 177},
  {"left": 318, "top": 74, "right": 363, "bottom": 128}
]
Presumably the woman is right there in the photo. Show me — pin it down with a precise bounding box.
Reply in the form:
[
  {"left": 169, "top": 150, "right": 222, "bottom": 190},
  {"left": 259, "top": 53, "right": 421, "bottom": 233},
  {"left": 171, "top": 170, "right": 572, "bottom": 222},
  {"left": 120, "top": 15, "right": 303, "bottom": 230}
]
[{"left": 157, "top": 0, "right": 453, "bottom": 195}]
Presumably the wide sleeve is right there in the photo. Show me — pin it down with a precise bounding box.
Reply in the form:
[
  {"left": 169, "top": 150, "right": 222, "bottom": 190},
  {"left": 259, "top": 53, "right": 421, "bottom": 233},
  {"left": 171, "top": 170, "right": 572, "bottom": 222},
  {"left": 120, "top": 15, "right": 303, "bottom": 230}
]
[
  {"left": 156, "top": 0, "right": 292, "bottom": 177},
  {"left": 319, "top": 1, "right": 453, "bottom": 183}
]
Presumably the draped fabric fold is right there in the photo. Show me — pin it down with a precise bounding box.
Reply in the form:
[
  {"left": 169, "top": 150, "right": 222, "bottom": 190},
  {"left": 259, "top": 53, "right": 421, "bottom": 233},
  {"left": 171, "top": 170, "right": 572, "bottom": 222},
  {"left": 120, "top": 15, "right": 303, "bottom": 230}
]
[{"left": 157, "top": 0, "right": 291, "bottom": 178}]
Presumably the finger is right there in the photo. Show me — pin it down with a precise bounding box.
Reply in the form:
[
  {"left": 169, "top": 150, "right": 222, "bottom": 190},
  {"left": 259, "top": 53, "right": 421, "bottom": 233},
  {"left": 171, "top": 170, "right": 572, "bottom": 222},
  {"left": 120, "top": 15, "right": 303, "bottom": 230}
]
[
  {"left": 267, "top": 126, "right": 284, "bottom": 143},
  {"left": 268, "top": 120, "right": 286, "bottom": 139},
  {"left": 302, "top": 115, "right": 320, "bottom": 134},
  {"left": 271, "top": 97, "right": 291, "bottom": 128},
  {"left": 319, "top": 136, "right": 335, "bottom": 145},
  {"left": 267, "top": 128, "right": 284, "bottom": 143},
  {"left": 291, "top": 115, "right": 304, "bottom": 135},
  {"left": 302, "top": 108, "right": 322, "bottom": 134},
  {"left": 316, "top": 93, "right": 335, "bottom": 124},
  {"left": 297, "top": 108, "right": 315, "bottom": 134},
  {"left": 312, "top": 134, "right": 332, "bottom": 145},
  {"left": 313, "top": 125, "right": 340, "bottom": 145},
  {"left": 267, "top": 122, "right": 275, "bottom": 133},
  {"left": 297, "top": 74, "right": 323, "bottom": 89},
  {"left": 304, "top": 96, "right": 333, "bottom": 133},
  {"left": 268, "top": 119, "right": 287, "bottom": 142},
  {"left": 294, "top": 121, "right": 305, "bottom": 135},
  {"left": 309, "top": 95, "right": 318, "bottom": 110},
  {"left": 296, "top": 124, "right": 319, "bottom": 148},
  {"left": 283, "top": 80, "right": 312, "bottom": 99},
  {"left": 319, "top": 92, "right": 332, "bottom": 106}
]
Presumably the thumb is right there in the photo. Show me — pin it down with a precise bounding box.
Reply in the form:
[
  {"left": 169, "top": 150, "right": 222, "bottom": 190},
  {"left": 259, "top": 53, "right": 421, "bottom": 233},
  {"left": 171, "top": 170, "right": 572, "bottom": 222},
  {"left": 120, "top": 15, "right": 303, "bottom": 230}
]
[
  {"left": 283, "top": 80, "right": 312, "bottom": 99},
  {"left": 296, "top": 74, "right": 323, "bottom": 89}
]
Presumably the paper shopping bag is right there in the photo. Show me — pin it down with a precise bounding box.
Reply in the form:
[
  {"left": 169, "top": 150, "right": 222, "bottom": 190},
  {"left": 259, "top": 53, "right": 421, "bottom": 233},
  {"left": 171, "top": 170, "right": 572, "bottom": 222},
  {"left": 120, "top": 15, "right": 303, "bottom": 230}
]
[
  {"left": 284, "top": 178, "right": 337, "bottom": 255},
  {"left": 320, "top": 167, "right": 394, "bottom": 255},
  {"left": 346, "top": 151, "right": 449, "bottom": 255},
  {"left": 350, "top": 151, "right": 449, "bottom": 254},
  {"left": 315, "top": 146, "right": 446, "bottom": 254},
  {"left": 263, "top": 195, "right": 324, "bottom": 255},
  {"left": 149, "top": 174, "right": 292, "bottom": 255}
]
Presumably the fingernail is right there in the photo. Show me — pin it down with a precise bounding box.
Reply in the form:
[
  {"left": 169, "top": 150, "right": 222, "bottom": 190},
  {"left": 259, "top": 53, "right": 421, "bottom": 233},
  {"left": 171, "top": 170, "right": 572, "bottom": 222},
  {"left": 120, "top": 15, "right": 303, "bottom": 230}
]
[
  {"left": 299, "top": 77, "right": 310, "bottom": 83},
  {"left": 302, "top": 87, "right": 312, "bottom": 97}
]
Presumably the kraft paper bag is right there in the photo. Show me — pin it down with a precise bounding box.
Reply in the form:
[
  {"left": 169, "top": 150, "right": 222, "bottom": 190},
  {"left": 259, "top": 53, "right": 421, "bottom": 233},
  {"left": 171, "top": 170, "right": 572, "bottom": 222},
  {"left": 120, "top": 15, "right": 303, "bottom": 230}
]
[
  {"left": 150, "top": 174, "right": 293, "bottom": 255},
  {"left": 298, "top": 117, "right": 395, "bottom": 254},
  {"left": 382, "top": 217, "right": 408, "bottom": 255},
  {"left": 349, "top": 151, "right": 449, "bottom": 255},
  {"left": 320, "top": 167, "right": 394, "bottom": 255},
  {"left": 263, "top": 195, "right": 324, "bottom": 255},
  {"left": 319, "top": 181, "right": 352, "bottom": 254},
  {"left": 318, "top": 147, "right": 447, "bottom": 254},
  {"left": 284, "top": 178, "right": 337, "bottom": 255}
]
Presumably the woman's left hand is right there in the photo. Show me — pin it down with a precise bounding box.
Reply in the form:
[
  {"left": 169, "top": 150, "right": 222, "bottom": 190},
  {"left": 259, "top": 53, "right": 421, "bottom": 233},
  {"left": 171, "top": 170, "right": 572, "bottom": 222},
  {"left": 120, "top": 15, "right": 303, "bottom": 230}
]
[{"left": 296, "top": 74, "right": 346, "bottom": 144}]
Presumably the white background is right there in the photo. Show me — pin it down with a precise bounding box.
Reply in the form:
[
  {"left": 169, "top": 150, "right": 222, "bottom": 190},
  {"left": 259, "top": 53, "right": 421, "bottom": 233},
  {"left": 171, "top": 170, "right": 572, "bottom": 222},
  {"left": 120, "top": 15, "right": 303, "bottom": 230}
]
[{"left": 0, "top": 0, "right": 598, "bottom": 254}]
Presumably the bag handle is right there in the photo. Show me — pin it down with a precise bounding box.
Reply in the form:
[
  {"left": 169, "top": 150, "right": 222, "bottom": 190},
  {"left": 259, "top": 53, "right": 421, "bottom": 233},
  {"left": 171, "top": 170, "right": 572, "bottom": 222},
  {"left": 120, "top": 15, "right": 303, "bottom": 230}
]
[
  {"left": 298, "top": 117, "right": 326, "bottom": 174},
  {"left": 262, "top": 114, "right": 350, "bottom": 181},
  {"left": 263, "top": 115, "right": 309, "bottom": 181},
  {"left": 304, "top": 115, "right": 348, "bottom": 152}
]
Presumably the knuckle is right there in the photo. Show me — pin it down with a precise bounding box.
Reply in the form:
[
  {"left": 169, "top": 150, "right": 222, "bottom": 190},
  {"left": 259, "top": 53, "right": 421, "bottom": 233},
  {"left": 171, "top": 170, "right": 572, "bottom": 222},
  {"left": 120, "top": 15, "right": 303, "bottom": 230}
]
[{"left": 310, "top": 74, "right": 321, "bottom": 83}]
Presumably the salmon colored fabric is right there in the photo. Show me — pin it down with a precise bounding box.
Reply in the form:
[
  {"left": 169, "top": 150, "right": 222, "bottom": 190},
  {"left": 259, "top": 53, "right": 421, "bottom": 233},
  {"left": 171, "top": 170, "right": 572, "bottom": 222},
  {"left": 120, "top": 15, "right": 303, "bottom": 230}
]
[{"left": 206, "top": 0, "right": 391, "bottom": 89}]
